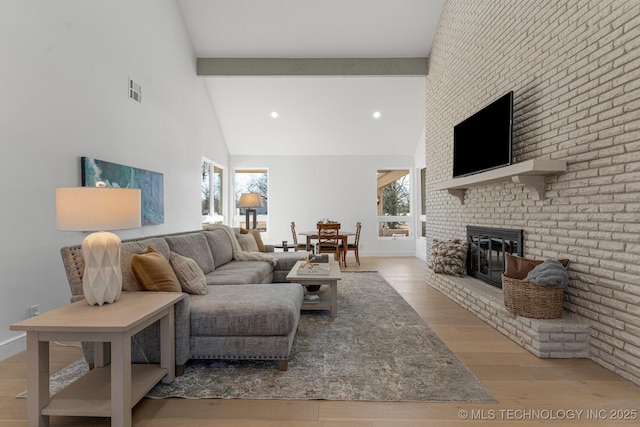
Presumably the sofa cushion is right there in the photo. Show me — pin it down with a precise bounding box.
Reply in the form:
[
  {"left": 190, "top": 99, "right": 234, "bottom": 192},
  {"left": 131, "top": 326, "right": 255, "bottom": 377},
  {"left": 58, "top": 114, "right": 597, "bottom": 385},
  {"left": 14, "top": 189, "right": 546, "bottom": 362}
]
[
  {"left": 204, "top": 229, "right": 234, "bottom": 266},
  {"left": 120, "top": 238, "right": 171, "bottom": 291},
  {"left": 237, "top": 232, "right": 259, "bottom": 252},
  {"left": 271, "top": 251, "right": 311, "bottom": 272},
  {"left": 205, "top": 261, "right": 273, "bottom": 285},
  {"left": 169, "top": 252, "right": 208, "bottom": 295},
  {"left": 131, "top": 247, "right": 181, "bottom": 292},
  {"left": 189, "top": 283, "right": 303, "bottom": 336},
  {"left": 165, "top": 233, "right": 215, "bottom": 274}
]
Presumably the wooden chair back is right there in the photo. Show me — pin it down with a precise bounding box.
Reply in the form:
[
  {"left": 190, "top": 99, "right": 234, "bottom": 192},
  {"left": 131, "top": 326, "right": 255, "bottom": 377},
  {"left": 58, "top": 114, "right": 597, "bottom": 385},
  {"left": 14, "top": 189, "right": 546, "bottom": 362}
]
[
  {"left": 344, "top": 222, "right": 362, "bottom": 265},
  {"left": 317, "top": 222, "right": 341, "bottom": 256},
  {"left": 354, "top": 221, "right": 362, "bottom": 245},
  {"left": 290, "top": 222, "right": 299, "bottom": 245}
]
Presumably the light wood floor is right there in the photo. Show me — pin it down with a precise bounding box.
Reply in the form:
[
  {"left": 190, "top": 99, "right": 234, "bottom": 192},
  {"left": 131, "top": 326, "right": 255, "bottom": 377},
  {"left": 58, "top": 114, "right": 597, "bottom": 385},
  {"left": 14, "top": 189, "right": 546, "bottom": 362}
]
[{"left": 3, "top": 257, "right": 640, "bottom": 426}]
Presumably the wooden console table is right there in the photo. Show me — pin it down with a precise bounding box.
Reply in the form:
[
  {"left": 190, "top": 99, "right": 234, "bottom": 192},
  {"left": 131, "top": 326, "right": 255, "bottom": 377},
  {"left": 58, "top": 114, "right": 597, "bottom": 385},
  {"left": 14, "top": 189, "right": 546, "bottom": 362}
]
[{"left": 10, "top": 291, "right": 185, "bottom": 427}]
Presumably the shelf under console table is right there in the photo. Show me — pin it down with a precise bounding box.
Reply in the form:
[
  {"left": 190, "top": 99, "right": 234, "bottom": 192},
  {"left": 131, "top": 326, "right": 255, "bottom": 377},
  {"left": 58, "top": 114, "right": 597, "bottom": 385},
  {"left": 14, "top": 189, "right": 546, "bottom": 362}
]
[{"left": 432, "top": 158, "right": 567, "bottom": 204}]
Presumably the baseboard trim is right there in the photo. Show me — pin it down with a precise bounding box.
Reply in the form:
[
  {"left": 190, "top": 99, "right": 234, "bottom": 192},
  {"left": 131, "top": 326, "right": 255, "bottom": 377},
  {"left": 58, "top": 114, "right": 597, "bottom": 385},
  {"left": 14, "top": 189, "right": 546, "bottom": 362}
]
[
  {"left": 359, "top": 251, "right": 416, "bottom": 257},
  {"left": 0, "top": 333, "right": 26, "bottom": 361}
]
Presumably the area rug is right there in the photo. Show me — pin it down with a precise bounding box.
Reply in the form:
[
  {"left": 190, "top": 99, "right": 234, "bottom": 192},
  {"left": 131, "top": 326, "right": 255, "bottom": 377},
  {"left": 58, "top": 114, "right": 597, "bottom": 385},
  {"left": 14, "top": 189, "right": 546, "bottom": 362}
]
[{"left": 22, "top": 272, "right": 495, "bottom": 402}]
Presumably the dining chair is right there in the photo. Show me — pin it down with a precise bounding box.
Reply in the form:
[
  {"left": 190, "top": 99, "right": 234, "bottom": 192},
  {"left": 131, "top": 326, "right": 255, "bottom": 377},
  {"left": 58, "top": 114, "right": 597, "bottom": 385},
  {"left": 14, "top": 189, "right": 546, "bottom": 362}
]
[
  {"left": 341, "top": 221, "right": 361, "bottom": 265},
  {"left": 290, "top": 222, "right": 309, "bottom": 252},
  {"left": 316, "top": 222, "right": 342, "bottom": 262}
]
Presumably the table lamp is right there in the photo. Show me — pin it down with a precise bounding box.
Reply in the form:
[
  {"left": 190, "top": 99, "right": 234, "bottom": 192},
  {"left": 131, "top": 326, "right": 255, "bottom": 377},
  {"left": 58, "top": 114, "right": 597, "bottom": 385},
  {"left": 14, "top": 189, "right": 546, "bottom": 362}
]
[
  {"left": 56, "top": 186, "right": 141, "bottom": 305},
  {"left": 238, "top": 192, "right": 263, "bottom": 229}
]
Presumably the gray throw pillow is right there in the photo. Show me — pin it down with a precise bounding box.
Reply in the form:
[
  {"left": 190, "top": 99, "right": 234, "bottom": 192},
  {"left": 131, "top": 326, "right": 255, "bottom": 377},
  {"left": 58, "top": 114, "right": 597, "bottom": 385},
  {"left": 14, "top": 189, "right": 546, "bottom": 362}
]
[
  {"left": 236, "top": 232, "right": 259, "bottom": 252},
  {"left": 169, "top": 252, "right": 207, "bottom": 295}
]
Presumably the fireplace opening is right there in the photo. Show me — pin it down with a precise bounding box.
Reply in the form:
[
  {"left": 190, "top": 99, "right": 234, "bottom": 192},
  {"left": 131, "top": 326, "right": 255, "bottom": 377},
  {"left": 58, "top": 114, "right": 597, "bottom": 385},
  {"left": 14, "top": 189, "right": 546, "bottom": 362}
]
[{"left": 466, "top": 226, "right": 523, "bottom": 288}]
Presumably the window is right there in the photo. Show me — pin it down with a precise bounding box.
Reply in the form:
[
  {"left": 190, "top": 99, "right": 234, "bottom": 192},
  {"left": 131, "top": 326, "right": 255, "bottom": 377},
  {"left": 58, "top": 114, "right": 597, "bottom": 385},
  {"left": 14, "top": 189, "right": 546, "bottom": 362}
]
[
  {"left": 201, "top": 158, "right": 224, "bottom": 224},
  {"left": 377, "top": 169, "right": 410, "bottom": 238},
  {"left": 420, "top": 167, "right": 427, "bottom": 238},
  {"left": 234, "top": 169, "right": 268, "bottom": 231}
]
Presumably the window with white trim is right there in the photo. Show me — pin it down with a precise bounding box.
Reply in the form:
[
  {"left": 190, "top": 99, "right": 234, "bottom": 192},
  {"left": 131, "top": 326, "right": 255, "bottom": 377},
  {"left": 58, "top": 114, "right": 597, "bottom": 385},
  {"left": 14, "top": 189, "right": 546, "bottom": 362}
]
[
  {"left": 420, "top": 167, "right": 427, "bottom": 238},
  {"left": 201, "top": 158, "right": 225, "bottom": 225},
  {"left": 377, "top": 169, "right": 411, "bottom": 238},
  {"left": 234, "top": 169, "right": 269, "bottom": 231}
]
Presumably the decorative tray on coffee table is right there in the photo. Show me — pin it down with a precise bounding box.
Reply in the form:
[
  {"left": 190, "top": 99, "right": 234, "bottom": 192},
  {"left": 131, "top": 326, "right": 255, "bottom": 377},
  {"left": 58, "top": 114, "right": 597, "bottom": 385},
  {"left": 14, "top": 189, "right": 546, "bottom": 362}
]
[{"left": 297, "top": 263, "right": 331, "bottom": 275}]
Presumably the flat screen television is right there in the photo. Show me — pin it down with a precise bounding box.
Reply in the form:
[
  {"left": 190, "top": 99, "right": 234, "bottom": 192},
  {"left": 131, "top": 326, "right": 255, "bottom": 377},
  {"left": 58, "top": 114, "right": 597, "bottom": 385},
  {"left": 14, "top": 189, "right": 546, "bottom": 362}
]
[{"left": 453, "top": 91, "right": 513, "bottom": 178}]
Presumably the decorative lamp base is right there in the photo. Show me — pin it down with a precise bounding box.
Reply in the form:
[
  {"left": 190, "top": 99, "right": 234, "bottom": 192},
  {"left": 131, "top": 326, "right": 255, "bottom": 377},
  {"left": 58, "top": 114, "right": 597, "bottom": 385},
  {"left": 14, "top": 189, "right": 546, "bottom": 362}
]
[{"left": 81, "top": 231, "right": 123, "bottom": 305}]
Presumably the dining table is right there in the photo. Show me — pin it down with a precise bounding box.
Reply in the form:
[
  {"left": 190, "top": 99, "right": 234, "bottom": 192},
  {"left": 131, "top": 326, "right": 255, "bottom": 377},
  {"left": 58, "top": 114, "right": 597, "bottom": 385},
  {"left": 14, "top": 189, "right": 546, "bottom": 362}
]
[{"left": 298, "top": 229, "right": 355, "bottom": 267}]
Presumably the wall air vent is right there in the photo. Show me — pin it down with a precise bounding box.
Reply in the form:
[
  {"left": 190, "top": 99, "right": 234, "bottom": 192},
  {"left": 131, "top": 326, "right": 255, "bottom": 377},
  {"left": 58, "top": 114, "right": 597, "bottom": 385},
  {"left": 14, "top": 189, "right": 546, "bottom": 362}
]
[{"left": 128, "top": 78, "right": 142, "bottom": 103}]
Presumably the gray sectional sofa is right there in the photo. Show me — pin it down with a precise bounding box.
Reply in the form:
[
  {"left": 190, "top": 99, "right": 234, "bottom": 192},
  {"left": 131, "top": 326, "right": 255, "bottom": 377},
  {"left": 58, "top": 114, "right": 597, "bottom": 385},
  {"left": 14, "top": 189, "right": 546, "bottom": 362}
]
[{"left": 60, "top": 226, "right": 310, "bottom": 372}]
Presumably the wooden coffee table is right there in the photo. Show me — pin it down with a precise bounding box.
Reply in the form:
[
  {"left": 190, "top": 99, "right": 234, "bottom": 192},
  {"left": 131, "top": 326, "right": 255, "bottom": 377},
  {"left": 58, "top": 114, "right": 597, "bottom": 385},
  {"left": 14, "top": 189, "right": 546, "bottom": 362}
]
[
  {"left": 10, "top": 291, "right": 185, "bottom": 427},
  {"left": 286, "top": 260, "right": 342, "bottom": 317}
]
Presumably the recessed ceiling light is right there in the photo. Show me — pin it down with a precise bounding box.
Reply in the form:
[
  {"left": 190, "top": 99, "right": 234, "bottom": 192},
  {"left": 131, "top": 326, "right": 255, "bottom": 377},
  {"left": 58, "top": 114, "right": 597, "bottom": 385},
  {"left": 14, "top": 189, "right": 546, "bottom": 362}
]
[
  {"left": 373, "top": 111, "right": 381, "bottom": 119},
  {"left": 271, "top": 111, "right": 279, "bottom": 118}
]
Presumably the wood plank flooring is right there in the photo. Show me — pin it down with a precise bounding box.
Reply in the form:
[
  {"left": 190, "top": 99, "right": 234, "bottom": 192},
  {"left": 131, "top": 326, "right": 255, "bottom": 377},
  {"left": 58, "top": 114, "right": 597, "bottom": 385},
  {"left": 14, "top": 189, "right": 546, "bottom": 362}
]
[{"left": 2, "top": 257, "right": 639, "bottom": 426}]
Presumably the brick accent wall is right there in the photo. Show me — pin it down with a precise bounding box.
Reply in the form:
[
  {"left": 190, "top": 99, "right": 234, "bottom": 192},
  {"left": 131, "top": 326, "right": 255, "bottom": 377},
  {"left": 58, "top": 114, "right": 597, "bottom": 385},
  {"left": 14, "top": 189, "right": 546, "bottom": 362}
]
[{"left": 425, "top": 0, "right": 640, "bottom": 385}]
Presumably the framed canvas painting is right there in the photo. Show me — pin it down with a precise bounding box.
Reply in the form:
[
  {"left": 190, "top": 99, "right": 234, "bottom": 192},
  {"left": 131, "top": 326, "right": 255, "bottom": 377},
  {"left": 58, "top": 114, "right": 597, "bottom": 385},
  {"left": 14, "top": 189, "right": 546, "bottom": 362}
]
[{"left": 81, "top": 157, "right": 164, "bottom": 226}]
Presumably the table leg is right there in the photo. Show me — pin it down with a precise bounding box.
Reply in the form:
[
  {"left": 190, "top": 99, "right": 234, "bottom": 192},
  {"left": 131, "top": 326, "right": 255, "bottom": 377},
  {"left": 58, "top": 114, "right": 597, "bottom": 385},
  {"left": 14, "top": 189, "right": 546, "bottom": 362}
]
[
  {"left": 27, "top": 332, "right": 49, "bottom": 427},
  {"left": 342, "top": 236, "right": 348, "bottom": 267},
  {"left": 160, "top": 306, "right": 176, "bottom": 384},
  {"left": 94, "top": 342, "right": 110, "bottom": 367},
  {"left": 111, "top": 333, "right": 132, "bottom": 427},
  {"left": 306, "top": 236, "right": 311, "bottom": 251},
  {"left": 330, "top": 280, "right": 338, "bottom": 318}
]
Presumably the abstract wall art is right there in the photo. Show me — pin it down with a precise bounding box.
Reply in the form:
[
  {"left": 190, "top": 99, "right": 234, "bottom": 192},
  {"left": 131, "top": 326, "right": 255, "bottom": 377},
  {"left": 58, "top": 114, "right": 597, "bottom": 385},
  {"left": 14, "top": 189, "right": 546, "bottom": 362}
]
[{"left": 81, "top": 157, "right": 164, "bottom": 226}]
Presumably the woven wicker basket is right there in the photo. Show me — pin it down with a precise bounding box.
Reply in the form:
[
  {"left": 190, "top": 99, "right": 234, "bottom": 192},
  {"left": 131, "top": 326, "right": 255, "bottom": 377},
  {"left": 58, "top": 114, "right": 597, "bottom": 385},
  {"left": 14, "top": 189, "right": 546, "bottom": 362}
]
[{"left": 502, "top": 274, "right": 563, "bottom": 319}]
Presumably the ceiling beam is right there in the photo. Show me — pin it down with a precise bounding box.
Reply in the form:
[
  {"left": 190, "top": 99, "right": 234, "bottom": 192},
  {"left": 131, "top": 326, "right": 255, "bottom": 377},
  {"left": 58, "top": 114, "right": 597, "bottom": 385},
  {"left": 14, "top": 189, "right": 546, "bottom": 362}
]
[{"left": 197, "top": 58, "right": 428, "bottom": 77}]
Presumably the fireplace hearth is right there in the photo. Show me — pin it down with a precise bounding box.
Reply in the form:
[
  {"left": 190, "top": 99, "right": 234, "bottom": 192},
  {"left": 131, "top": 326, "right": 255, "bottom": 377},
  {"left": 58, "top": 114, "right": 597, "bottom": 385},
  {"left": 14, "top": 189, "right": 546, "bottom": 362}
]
[{"left": 466, "top": 226, "right": 523, "bottom": 288}]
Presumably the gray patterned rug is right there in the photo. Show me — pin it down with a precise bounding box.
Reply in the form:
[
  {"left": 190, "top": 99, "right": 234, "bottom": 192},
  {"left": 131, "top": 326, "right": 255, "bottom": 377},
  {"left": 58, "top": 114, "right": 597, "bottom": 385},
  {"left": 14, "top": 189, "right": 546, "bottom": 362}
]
[{"left": 23, "top": 272, "right": 494, "bottom": 402}]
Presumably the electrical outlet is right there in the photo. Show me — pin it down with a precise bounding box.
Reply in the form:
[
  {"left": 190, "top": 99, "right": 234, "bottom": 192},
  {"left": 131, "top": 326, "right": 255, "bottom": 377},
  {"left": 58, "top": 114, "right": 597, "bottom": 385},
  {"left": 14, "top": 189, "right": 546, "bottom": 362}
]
[{"left": 29, "top": 304, "right": 40, "bottom": 317}]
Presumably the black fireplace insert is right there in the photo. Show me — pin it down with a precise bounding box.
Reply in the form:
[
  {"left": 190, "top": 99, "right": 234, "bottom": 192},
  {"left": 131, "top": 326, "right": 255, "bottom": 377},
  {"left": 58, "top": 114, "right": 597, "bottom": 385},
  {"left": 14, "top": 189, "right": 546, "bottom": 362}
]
[{"left": 466, "top": 226, "right": 523, "bottom": 288}]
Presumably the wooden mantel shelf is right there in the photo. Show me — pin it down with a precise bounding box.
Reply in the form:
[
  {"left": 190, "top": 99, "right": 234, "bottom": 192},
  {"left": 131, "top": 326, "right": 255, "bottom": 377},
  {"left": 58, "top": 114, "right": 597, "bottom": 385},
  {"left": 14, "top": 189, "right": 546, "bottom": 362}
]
[{"left": 432, "top": 158, "right": 567, "bottom": 204}]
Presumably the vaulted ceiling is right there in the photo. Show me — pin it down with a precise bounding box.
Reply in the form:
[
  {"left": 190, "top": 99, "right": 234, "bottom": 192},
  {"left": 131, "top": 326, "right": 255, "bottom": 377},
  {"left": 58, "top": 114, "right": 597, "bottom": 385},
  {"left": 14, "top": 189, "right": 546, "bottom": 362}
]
[{"left": 177, "top": 0, "right": 445, "bottom": 156}]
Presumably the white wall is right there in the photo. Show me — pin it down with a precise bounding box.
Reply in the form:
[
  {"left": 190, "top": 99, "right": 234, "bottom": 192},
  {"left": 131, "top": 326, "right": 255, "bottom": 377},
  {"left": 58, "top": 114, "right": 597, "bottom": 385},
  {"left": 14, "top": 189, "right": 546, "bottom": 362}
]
[
  {"left": 0, "top": 0, "right": 229, "bottom": 359},
  {"left": 230, "top": 155, "right": 416, "bottom": 257}
]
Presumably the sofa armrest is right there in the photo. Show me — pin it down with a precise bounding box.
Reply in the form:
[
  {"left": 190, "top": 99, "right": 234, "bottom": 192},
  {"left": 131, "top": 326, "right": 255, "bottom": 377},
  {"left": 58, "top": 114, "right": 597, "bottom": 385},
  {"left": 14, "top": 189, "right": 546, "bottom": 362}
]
[{"left": 264, "top": 245, "right": 275, "bottom": 252}]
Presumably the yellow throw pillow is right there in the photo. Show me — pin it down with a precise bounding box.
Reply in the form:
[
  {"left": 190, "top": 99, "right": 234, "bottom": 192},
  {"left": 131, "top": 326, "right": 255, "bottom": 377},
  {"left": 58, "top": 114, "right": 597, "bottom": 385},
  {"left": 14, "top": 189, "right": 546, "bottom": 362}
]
[
  {"left": 131, "top": 246, "right": 181, "bottom": 292},
  {"left": 169, "top": 252, "right": 207, "bottom": 295}
]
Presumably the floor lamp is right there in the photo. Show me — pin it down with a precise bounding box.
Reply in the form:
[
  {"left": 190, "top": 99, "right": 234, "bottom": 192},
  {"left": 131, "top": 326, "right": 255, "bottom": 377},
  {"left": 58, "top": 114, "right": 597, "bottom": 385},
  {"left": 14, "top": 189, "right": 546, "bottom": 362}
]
[
  {"left": 238, "top": 193, "right": 263, "bottom": 229},
  {"left": 56, "top": 186, "right": 141, "bottom": 305}
]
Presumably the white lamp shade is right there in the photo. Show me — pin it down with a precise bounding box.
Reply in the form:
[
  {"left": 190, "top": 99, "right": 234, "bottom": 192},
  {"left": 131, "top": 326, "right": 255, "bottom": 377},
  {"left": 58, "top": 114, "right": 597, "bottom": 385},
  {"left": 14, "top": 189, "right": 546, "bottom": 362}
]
[
  {"left": 238, "top": 192, "right": 264, "bottom": 208},
  {"left": 56, "top": 187, "right": 141, "bottom": 231},
  {"left": 56, "top": 187, "right": 141, "bottom": 305}
]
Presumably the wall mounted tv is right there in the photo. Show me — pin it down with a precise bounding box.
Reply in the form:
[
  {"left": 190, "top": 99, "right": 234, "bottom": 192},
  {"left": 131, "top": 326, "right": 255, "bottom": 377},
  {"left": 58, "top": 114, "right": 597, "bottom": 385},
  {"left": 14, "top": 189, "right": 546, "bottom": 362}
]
[{"left": 453, "top": 91, "right": 513, "bottom": 178}]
